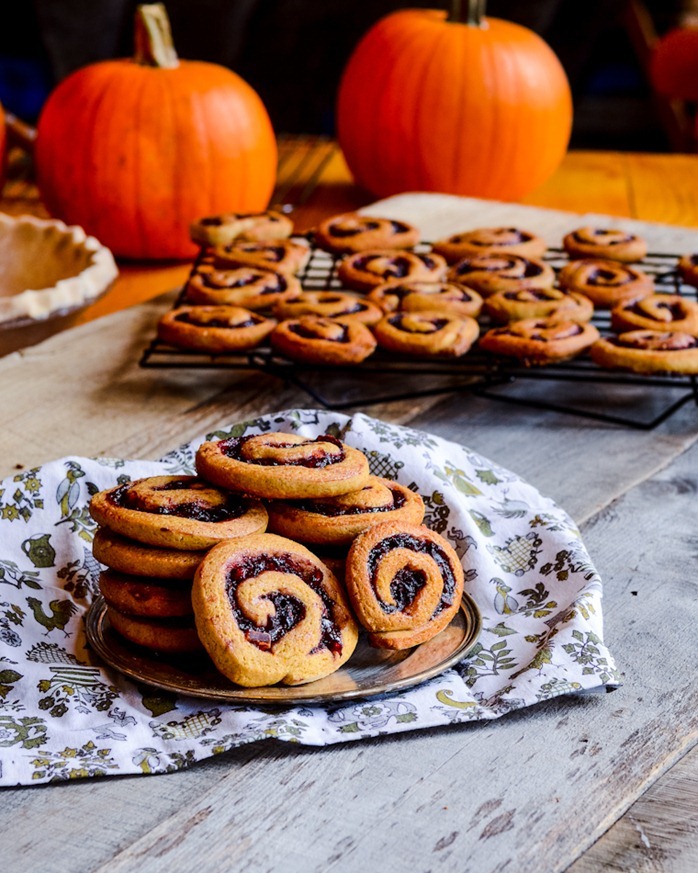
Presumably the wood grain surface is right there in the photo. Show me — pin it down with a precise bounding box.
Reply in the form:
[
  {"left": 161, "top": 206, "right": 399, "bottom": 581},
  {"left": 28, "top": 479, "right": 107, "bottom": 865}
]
[{"left": 1, "top": 161, "right": 698, "bottom": 871}]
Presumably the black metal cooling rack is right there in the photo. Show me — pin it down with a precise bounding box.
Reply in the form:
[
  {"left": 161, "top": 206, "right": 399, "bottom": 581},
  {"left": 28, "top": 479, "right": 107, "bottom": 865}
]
[{"left": 140, "top": 242, "right": 698, "bottom": 430}]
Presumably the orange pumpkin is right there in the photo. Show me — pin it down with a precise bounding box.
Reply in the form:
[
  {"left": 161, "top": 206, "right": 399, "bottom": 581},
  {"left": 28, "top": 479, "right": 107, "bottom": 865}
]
[
  {"left": 35, "top": 3, "right": 277, "bottom": 260},
  {"left": 650, "top": 27, "right": 698, "bottom": 100},
  {"left": 336, "top": 3, "right": 572, "bottom": 201}
]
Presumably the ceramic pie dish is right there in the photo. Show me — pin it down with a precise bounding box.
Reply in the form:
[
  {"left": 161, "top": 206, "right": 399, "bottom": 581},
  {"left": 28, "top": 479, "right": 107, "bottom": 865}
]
[{"left": 0, "top": 212, "right": 118, "bottom": 351}]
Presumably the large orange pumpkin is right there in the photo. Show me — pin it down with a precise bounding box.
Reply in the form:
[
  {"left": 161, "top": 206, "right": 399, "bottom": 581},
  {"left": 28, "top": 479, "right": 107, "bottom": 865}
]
[
  {"left": 35, "top": 3, "right": 277, "bottom": 260},
  {"left": 650, "top": 27, "right": 698, "bottom": 100},
  {"left": 336, "top": 3, "right": 572, "bottom": 201}
]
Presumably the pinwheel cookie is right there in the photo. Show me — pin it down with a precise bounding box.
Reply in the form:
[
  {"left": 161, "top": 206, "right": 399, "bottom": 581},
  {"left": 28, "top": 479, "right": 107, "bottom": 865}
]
[
  {"left": 106, "top": 609, "right": 203, "bottom": 654},
  {"left": 447, "top": 254, "right": 555, "bottom": 297},
  {"left": 92, "top": 528, "right": 205, "bottom": 580},
  {"left": 367, "top": 280, "right": 483, "bottom": 318},
  {"left": 563, "top": 227, "right": 647, "bottom": 262},
  {"left": 479, "top": 318, "right": 600, "bottom": 364},
  {"left": 89, "top": 475, "right": 268, "bottom": 550},
  {"left": 268, "top": 476, "right": 425, "bottom": 546},
  {"left": 611, "top": 294, "right": 698, "bottom": 336},
  {"left": 314, "top": 213, "right": 419, "bottom": 253},
  {"left": 337, "top": 250, "right": 447, "bottom": 291},
  {"left": 484, "top": 288, "right": 593, "bottom": 323},
  {"left": 273, "top": 291, "right": 383, "bottom": 325},
  {"left": 195, "top": 432, "right": 370, "bottom": 499},
  {"left": 590, "top": 330, "right": 698, "bottom": 374},
  {"left": 99, "top": 570, "right": 193, "bottom": 618},
  {"left": 558, "top": 259, "right": 654, "bottom": 309},
  {"left": 185, "top": 263, "right": 301, "bottom": 310},
  {"left": 433, "top": 226, "right": 547, "bottom": 263},
  {"left": 157, "top": 306, "right": 276, "bottom": 352},
  {"left": 373, "top": 311, "right": 479, "bottom": 358},
  {"left": 190, "top": 210, "right": 293, "bottom": 248},
  {"left": 192, "top": 534, "right": 358, "bottom": 686},
  {"left": 212, "top": 239, "right": 310, "bottom": 275},
  {"left": 270, "top": 316, "right": 377, "bottom": 365},
  {"left": 345, "top": 522, "right": 464, "bottom": 650}
]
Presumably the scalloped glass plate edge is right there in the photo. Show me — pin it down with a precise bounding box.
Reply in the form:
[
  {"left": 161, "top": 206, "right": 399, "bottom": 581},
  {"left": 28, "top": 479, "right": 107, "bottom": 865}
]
[{"left": 85, "top": 594, "right": 482, "bottom": 706}]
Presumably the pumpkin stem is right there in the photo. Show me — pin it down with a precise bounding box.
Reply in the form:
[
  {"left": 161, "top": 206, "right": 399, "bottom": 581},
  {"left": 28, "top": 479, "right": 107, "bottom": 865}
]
[
  {"left": 134, "top": 3, "right": 179, "bottom": 68},
  {"left": 450, "top": 0, "right": 486, "bottom": 26}
]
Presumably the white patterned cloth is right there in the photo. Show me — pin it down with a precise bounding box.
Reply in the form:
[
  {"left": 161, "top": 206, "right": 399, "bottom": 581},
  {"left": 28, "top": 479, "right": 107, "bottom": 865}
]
[{"left": 0, "top": 410, "right": 618, "bottom": 785}]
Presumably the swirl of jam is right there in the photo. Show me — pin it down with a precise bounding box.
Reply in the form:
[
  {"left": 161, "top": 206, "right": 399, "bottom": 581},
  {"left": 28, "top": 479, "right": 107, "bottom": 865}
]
[
  {"left": 288, "top": 319, "right": 350, "bottom": 343},
  {"left": 174, "top": 307, "right": 262, "bottom": 329},
  {"left": 200, "top": 267, "right": 284, "bottom": 292},
  {"left": 193, "top": 535, "right": 359, "bottom": 686},
  {"left": 190, "top": 211, "right": 293, "bottom": 250},
  {"left": 611, "top": 294, "right": 698, "bottom": 337},
  {"left": 315, "top": 214, "right": 419, "bottom": 253},
  {"left": 559, "top": 259, "right": 653, "bottom": 308},
  {"left": 387, "top": 313, "right": 449, "bottom": 333},
  {"left": 270, "top": 315, "right": 377, "bottom": 365},
  {"left": 484, "top": 288, "right": 594, "bottom": 325},
  {"left": 267, "top": 477, "right": 425, "bottom": 546},
  {"left": 89, "top": 475, "right": 268, "bottom": 550},
  {"left": 338, "top": 249, "right": 447, "bottom": 291},
  {"left": 479, "top": 317, "right": 600, "bottom": 363},
  {"left": 219, "top": 433, "right": 346, "bottom": 468},
  {"left": 501, "top": 320, "right": 584, "bottom": 343},
  {"left": 460, "top": 228, "right": 532, "bottom": 246},
  {"left": 433, "top": 228, "right": 547, "bottom": 264},
  {"left": 367, "top": 279, "right": 484, "bottom": 318},
  {"left": 346, "top": 522, "right": 465, "bottom": 650},
  {"left": 447, "top": 254, "right": 555, "bottom": 297},
  {"left": 612, "top": 330, "right": 697, "bottom": 351},
  {"left": 563, "top": 226, "right": 647, "bottom": 263},
  {"left": 571, "top": 228, "right": 634, "bottom": 246},
  {"left": 157, "top": 305, "right": 277, "bottom": 352},
  {"left": 273, "top": 291, "right": 383, "bottom": 325},
  {"left": 185, "top": 263, "right": 300, "bottom": 309},
  {"left": 327, "top": 218, "right": 381, "bottom": 237},
  {"left": 212, "top": 239, "right": 309, "bottom": 275}
]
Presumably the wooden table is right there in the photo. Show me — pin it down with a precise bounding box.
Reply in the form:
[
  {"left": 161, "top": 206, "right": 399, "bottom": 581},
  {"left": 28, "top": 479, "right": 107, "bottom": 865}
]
[{"left": 1, "top": 140, "right": 698, "bottom": 872}]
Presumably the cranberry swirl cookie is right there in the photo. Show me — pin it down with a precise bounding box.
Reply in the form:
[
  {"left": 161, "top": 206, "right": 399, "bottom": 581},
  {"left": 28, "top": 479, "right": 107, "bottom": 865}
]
[
  {"left": 484, "top": 288, "right": 594, "bottom": 324},
  {"left": 212, "top": 239, "right": 310, "bottom": 275},
  {"left": 479, "top": 318, "right": 600, "bottom": 364},
  {"left": 590, "top": 330, "right": 698, "bottom": 374},
  {"left": 99, "top": 570, "right": 194, "bottom": 618},
  {"left": 433, "top": 227, "right": 547, "bottom": 263},
  {"left": 563, "top": 227, "right": 647, "bottom": 263},
  {"left": 89, "top": 476, "right": 268, "bottom": 550},
  {"left": 106, "top": 610, "right": 203, "bottom": 653},
  {"left": 268, "top": 476, "right": 425, "bottom": 546},
  {"left": 345, "top": 522, "right": 465, "bottom": 650},
  {"left": 367, "top": 280, "right": 483, "bottom": 318},
  {"left": 157, "top": 306, "right": 276, "bottom": 352},
  {"left": 190, "top": 210, "right": 293, "bottom": 248},
  {"left": 185, "top": 263, "right": 301, "bottom": 310},
  {"left": 373, "top": 311, "right": 479, "bottom": 358},
  {"left": 677, "top": 254, "right": 698, "bottom": 288},
  {"left": 314, "top": 214, "right": 419, "bottom": 253},
  {"left": 447, "top": 254, "right": 555, "bottom": 296},
  {"left": 337, "top": 250, "right": 447, "bottom": 292},
  {"left": 93, "top": 528, "right": 205, "bottom": 580},
  {"left": 611, "top": 294, "right": 698, "bottom": 336},
  {"left": 270, "top": 316, "right": 377, "bottom": 364},
  {"left": 273, "top": 291, "right": 383, "bottom": 325},
  {"left": 196, "top": 432, "right": 370, "bottom": 499},
  {"left": 192, "top": 535, "right": 358, "bottom": 686},
  {"left": 558, "top": 259, "right": 654, "bottom": 309}
]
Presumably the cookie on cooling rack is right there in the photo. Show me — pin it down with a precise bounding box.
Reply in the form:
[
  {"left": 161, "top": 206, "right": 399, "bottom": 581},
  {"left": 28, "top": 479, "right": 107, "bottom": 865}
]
[
  {"left": 562, "top": 227, "right": 647, "bottom": 263},
  {"left": 314, "top": 213, "right": 419, "bottom": 253},
  {"left": 157, "top": 306, "right": 276, "bottom": 352},
  {"left": 273, "top": 291, "right": 383, "bottom": 325},
  {"left": 484, "top": 288, "right": 594, "bottom": 324},
  {"left": 558, "top": 259, "right": 654, "bottom": 309},
  {"left": 373, "top": 311, "right": 479, "bottom": 358},
  {"left": 479, "top": 318, "right": 600, "bottom": 365},
  {"left": 337, "top": 250, "right": 447, "bottom": 292},
  {"left": 432, "top": 227, "right": 547, "bottom": 263},
  {"left": 677, "top": 254, "right": 698, "bottom": 288},
  {"left": 611, "top": 294, "right": 698, "bottom": 336},
  {"left": 185, "top": 263, "right": 301, "bottom": 310},
  {"left": 190, "top": 210, "right": 293, "bottom": 248},
  {"left": 367, "top": 280, "right": 483, "bottom": 319},
  {"left": 447, "top": 254, "right": 555, "bottom": 297},
  {"left": 590, "top": 330, "right": 698, "bottom": 374},
  {"left": 270, "top": 316, "right": 377, "bottom": 365},
  {"left": 212, "top": 239, "right": 310, "bottom": 275}
]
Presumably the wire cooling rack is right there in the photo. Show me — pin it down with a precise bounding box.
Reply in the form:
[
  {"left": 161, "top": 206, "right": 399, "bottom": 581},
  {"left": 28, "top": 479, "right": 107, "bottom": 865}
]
[{"left": 140, "top": 242, "right": 698, "bottom": 430}]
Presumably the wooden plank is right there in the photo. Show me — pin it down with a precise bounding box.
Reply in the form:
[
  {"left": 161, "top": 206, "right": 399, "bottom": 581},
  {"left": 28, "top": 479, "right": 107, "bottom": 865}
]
[{"left": 625, "top": 153, "right": 698, "bottom": 229}]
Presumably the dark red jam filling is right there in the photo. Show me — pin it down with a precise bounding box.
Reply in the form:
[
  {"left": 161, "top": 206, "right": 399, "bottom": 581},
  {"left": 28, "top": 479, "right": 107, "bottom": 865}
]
[
  {"left": 388, "top": 314, "right": 449, "bottom": 333},
  {"left": 225, "top": 554, "right": 342, "bottom": 654},
  {"left": 457, "top": 257, "right": 541, "bottom": 278},
  {"left": 330, "top": 220, "right": 380, "bottom": 237},
  {"left": 295, "top": 487, "right": 407, "bottom": 517},
  {"left": 472, "top": 228, "right": 530, "bottom": 246},
  {"left": 109, "top": 483, "right": 248, "bottom": 522},
  {"left": 228, "top": 244, "right": 285, "bottom": 261},
  {"left": 353, "top": 255, "right": 411, "bottom": 278},
  {"left": 390, "top": 221, "right": 411, "bottom": 234},
  {"left": 574, "top": 230, "right": 632, "bottom": 245},
  {"left": 628, "top": 300, "right": 684, "bottom": 319},
  {"left": 420, "top": 255, "right": 437, "bottom": 269},
  {"left": 218, "top": 433, "right": 346, "bottom": 467},
  {"left": 202, "top": 271, "right": 260, "bottom": 289},
  {"left": 530, "top": 323, "right": 583, "bottom": 341},
  {"left": 288, "top": 323, "right": 350, "bottom": 342},
  {"left": 588, "top": 268, "right": 629, "bottom": 286},
  {"left": 610, "top": 335, "right": 697, "bottom": 350},
  {"left": 175, "top": 313, "right": 259, "bottom": 329},
  {"left": 366, "top": 533, "right": 456, "bottom": 616}
]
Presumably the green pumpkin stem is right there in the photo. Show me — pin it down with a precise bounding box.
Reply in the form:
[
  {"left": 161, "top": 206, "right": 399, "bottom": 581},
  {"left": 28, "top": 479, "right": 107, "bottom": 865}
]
[
  {"left": 450, "top": 0, "right": 486, "bottom": 25},
  {"left": 134, "top": 3, "right": 179, "bottom": 68}
]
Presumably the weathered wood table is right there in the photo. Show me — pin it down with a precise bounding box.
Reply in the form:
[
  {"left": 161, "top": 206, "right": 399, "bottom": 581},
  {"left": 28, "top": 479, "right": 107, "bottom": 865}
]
[{"left": 1, "top": 141, "right": 697, "bottom": 871}]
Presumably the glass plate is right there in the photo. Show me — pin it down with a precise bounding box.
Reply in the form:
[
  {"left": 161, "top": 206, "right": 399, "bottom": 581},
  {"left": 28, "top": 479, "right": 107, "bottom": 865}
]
[{"left": 85, "top": 593, "right": 481, "bottom": 706}]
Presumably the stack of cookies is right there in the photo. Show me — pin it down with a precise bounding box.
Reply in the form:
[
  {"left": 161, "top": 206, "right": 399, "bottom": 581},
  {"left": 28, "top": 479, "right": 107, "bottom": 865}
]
[{"left": 89, "top": 433, "right": 466, "bottom": 688}]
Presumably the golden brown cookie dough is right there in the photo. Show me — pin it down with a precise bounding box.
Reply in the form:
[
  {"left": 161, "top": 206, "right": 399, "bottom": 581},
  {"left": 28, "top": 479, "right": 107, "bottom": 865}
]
[
  {"left": 611, "top": 294, "right": 698, "bottom": 336},
  {"left": 590, "top": 330, "right": 698, "bottom": 374},
  {"left": 367, "top": 280, "right": 483, "bottom": 318},
  {"left": 345, "top": 521, "right": 465, "bottom": 650},
  {"left": 373, "top": 311, "right": 479, "bottom": 358},
  {"left": 433, "top": 227, "right": 547, "bottom": 263},
  {"left": 192, "top": 534, "right": 358, "bottom": 686},
  {"left": 558, "top": 259, "right": 654, "bottom": 309},
  {"left": 185, "top": 263, "right": 301, "bottom": 310},
  {"left": 314, "top": 213, "right": 419, "bottom": 253},
  {"left": 273, "top": 291, "right": 383, "bottom": 325},
  {"left": 196, "top": 432, "right": 371, "bottom": 500},
  {"left": 479, "top": 318, "right": 600, "bottom": 364},
  {"left": 484, "top": 288, "right": 594, "bottom": 323},
  {"left": 99, "top": 570, "right": 193, "bottom": 618},
  {"left": 190, "top": 210, "right": 293, "bottom": 248},
  {"left": 106, "top": 606, "right": 203, "bottom": 654},
  {"left": 90, "top": 476, "right": 268, "bottom": 550},
  {"left": 337, "top": 250, "right": 447, "bottom": 292},
  {"left": 270, "top": 316, "right": 377, "bottom": 365},
  {"left": 212, "top": 239, "right": 310, "bottom": 275},
  {"left": 678, "top": 254, "right": 698, "bottom": 288},
  {"left": 157, "top": 306, "right": 276, "bottom": 352},
  {"left": 562, "top": 227, "right": 647, "bottom": 262},
  {"left": 92, "top": 528, "right": 206, "bottom": 579},
  {"left": 267, "top": 476, "right": 425, "bottom": 546},
  {"left": 447, "top": 254, "right": 555, "bottom": 297}
]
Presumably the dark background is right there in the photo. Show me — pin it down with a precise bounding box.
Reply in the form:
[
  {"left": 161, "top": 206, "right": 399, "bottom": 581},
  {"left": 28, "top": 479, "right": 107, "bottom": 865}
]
[{"left": 0, "top": 1, "right": 690, "bottom": 150}]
